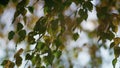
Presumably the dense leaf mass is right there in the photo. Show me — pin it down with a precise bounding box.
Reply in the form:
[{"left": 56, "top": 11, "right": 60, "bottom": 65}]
[{"left": 0, "top": 0, "right": 120, "bottom": 68}]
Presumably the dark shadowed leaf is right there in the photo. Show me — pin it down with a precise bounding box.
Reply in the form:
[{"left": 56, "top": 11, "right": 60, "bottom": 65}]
[
  {"left": 54, "top": 38, "right": 62, "bottom": 47},
  {"left": 110, "top": 42, "right": 115, "bottom": 49},
  {"left": 0, "top": 0, "right": 9, "bottom": 6},
  {"left": 21, "top": 8, "right": 27, "bottom": 16},
  {"left": 73, "top": 33, "right": 79, "bottom": 41},
  {"left": 18, "top": 30, "right": 26, "bottom": 41},
  {"left": 17, "top": 23, "right": 23, "bottom": 31},
  {"left": 28, "top": 6, "right": 34, "bottom": 13},
  {"left": 84, "top": 1, "right": 93, "bottom": 11},
  {"left": 25, "top": 53, "right": 32, "bottom": 60},
  {"left": 8, "top": 31, "right": 15, "bottom": 40},
  {"left": 34, "top": 17, "right": 47, "bottom": 34}
]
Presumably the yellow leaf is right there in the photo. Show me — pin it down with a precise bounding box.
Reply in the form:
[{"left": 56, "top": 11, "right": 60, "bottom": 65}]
[{"left": 114, "top": 37, "right": 120, "bottom": 45}]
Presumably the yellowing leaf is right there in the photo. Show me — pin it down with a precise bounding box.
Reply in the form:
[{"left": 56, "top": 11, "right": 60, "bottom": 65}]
[
  {"left": 15, "top": 56, "right": 22, "bottom": 67},
  {"left": 114, "top": 37, "right": 120, "bottom": 45},
  {"left": 1, "top": 60, "right": 15, "bottom": 68},
  {"left": 14, "top": 48, "right": 24, "bottom": 58}
]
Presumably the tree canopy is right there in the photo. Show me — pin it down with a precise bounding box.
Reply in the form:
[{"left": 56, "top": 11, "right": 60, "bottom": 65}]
[{"left": 0, "top": 0, "right": 120, "bottom": 68}]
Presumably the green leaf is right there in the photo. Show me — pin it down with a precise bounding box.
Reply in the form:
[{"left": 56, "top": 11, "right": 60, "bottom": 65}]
[
  {"left": 51, "top": 19, "right": 58, "bottom": 31},
  {"left": 54, "top": 38, "right": 62, "bottom": 47},
  {"left": 31, "top": 54, "right": 41, "bottom": 66},
  {"left": 78, "top": 9, "right": 84, "bottom": 16},
  {"left": 8, "top": 31, "right": 15, "bottom": 40},
  {"left": 53, "top": 50, "right": 62, "bottom": 58},
  {"left": 15, "top": 56, "right": 22, "bottom": 67},
  {"left": 35, "top": 54, "right": 41, "bottom": 67},
  {"left": 40, "top": 66, "right": 45, "bottom": 68},
  {"left": 112, "top": 58, "right": 117, "bottom": 68},
  {"left": 34, "top": 17, "right": 47, "bottom": 34},
  {"left": 16, "top": 0, "right": 29, "bottom": 9},
  {"left": 44, "top": 52, "right": 54, "bottom": 65},
  {"left": 28, "top": 6, "right": 34, "bottom": 13},
  {"left": 108, "top": 31, "right": 115, "bottom": 40},
  {"left": 12, "top": 0, "right": 29, "bottom": 23},
  {"left": 17, "top": 23, "right": 23, "bottom": 31},
  {"left": 73, "top": 33, "right": 79, "bottom": 41},
  {"left": 18, "top": 30, "right": 26, "bottom": 42},
  {"left": 1, "top": 60, "right": 9, "bottom": 66},
  {"left": 79, "top": 9, "right": 88, "bottom": 20},
  {"left": 36, "top": 41, "right": 45, "bottom": 50},
  {"left": 21, "top": 8, "right": 27, "bottom": 16},
  {"left": 12, "top": 11, "right": 20, "bottom": 24},
  {"left": 76, "top": 17, "right": 83, "bottom": 24}
]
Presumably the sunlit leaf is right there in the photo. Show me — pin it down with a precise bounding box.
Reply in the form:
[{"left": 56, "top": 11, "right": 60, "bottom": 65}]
[
  {"left": 53, "top": 50, "right": 62, "bottom": 58},
  {"left": 8, "top": 31, "right": 15, "bottom": 40},
  {"left": 36, "top": 41, "right": 45, "bottom": 50},
  {"left": 31, "top": 54, "right": 41, "bottom": 66},
  {"left": 112, "top": 58, "right": 117, "bottom": 68}
]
